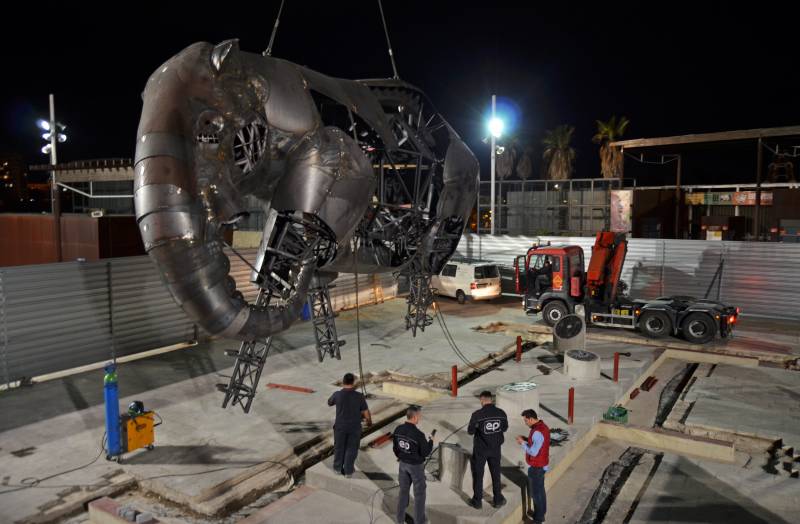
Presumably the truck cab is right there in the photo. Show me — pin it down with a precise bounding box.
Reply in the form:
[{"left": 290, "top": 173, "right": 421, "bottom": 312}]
[
  {"left": 515, "top": 244, "right": 585, "bottom": 325},
  {"left": 515, "top": 232, "right": 739, "bottom": 344}
]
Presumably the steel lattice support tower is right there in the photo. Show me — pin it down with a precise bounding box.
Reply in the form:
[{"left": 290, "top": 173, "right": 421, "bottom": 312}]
[{"left": 307, "top": 283, "right": 344, "bottom": 361}]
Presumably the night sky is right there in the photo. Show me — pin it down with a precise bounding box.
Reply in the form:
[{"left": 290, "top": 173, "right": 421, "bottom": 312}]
[{"left": 2, "top": 2, "right": 799, "bottom": 185}]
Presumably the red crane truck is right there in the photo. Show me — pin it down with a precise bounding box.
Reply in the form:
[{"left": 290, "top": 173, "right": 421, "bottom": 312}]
[{"left": 514, "top": 232, "right": 739, "bottom": 344}]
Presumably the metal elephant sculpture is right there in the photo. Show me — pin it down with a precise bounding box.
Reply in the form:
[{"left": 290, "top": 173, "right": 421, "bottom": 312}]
[{"left": 134, "top": 40, "right": 477, "bottom": 409}]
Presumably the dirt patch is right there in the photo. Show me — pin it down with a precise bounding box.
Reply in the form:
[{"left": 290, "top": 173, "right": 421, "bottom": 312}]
[
  {"left": 333, "top": 370, "right": 451, "bottom": 391},
  {"left": 473, "top": 321, "right": 511, "bottom": 334}
]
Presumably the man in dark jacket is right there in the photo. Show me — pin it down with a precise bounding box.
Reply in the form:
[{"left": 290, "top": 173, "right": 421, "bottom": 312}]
[
  {"left": 393, "top": 405, "right": 435, "bottom": 524},
  {"left": 467, "top": 390, "right": 509, "bottom": 509},
  {"left": 328, "top": 373, "right": 371, "bottom": 477}
]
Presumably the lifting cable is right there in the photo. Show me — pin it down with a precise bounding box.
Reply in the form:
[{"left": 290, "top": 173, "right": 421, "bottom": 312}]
[
  {"left": 263, "top": 0, "right": 286, "bottom": 57},
  {"left": 432, "top": 298, "right": 485, "bottom": 373},
  {"left": 352, "top": 239, "right": 368, "bottom": 397},
  {"left": 377, "top": 0, "right": 400, "bottom": 79}
]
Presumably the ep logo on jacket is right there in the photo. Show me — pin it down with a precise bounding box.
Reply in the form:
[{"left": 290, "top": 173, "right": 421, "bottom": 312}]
[
  {"left": 484, "top": 420, "right": 502, "bottom": 433},
  {"left": 397, "top": 438, "right": 412, "bottom": 452}
]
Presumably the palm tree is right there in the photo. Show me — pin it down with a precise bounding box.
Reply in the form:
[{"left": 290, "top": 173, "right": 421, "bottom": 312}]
[
  {"left": 593, "top": 116, "right": 630, "bottom": 179},
  {"left": 542, "top": 125, "right": 576, "bottom": 180},
  {"left": 516, "top": 146, "right": 534, "bottom": 180},
  {"left": 495, "top": 139, "right": 518, "bottom": 180}
]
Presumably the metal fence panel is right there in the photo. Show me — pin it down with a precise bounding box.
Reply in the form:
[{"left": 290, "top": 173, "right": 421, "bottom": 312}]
[
  {"left": 109, "top": 256, "right": 196, "bottom": 355},
  {"left": 0, "top": 248, "right": 401, "bottom": 384},
  {"left": 721, "top": 241, "right": 800, "bottom": 320},
  {"left": 455, "top": 233, "right": 800, "bottom": 320},
  {"left": 622, "top": 238, "right": 664, "bottom": 300},
  {"left": 1, "top": 261, "right": 112, "bottom": 381},
  {"left": 660, "top": 240, "right": 724, "bottom": 301}
]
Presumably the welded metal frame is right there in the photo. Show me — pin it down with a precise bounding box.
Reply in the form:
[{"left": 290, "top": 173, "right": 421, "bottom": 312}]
[
  {"left": 220, "top": 211, "right": 333, "bottom": 412},
  {"left": 307, "top": 283, "right": 343, "bottom": 362},
  {"left": 219, "top": 288, "right": 274, "bottom": 413},
  {"left": 134, "top": 41, "right": 478, "bottom": 411},
  {"left": 404, "top": 260, "right": 435, "bottom": 337}
]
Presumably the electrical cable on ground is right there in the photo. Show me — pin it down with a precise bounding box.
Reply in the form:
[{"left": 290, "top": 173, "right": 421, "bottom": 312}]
[
  {"left": 0, "top": 429, "right": 296, "bottom": 495},
  {"left": 0, "top": 432, "right": 107, "bottom": 495}
]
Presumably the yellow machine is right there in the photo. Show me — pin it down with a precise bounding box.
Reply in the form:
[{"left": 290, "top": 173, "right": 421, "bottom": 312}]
[{"left": 120, "top": 411, "right": 155, "bottom": 453}]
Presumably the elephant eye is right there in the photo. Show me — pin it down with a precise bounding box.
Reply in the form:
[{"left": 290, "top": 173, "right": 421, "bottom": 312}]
[
  {"left": 233, "top": 118, "right": 268, "bottom": 175},
  {"left": 196, "top": 110, "right": 224, "bottom": 145}
]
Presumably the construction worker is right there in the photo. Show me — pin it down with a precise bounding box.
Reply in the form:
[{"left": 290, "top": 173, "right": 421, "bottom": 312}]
[
  {"left": 328, "top": 373, "right": 371, "bottom": 477},
  {"left": 467, "top": 390, "right": 508, "bottom": 509},
  {"left": 393, "top": 405, "right": 435, "bottom": 524},
  {"left": 516, "top": 409, "right": 550, "bottom": 524}
]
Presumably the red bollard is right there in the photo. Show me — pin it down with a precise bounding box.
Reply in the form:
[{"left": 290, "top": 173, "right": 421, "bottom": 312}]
[
  {"left": 451, "top": 365, "right": 458, "bottom": 397},
  {"left": 568, "top": 387, "right": 575, "bottom": 425},
  {"left": 613, "top": 352, "right": 620, "bottom": 382},
  {"left": 515, "top": 336, "right": 522, "bottom": 362}
]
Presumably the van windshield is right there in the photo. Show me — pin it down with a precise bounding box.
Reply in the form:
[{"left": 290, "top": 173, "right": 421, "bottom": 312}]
[{"left": 474, "top": 265, "right": 499, "bottom": 279}]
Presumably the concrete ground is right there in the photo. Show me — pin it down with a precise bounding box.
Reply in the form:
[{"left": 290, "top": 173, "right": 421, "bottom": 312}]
[
  {"left": 0, "top": 296, "right": 530, "bottom": 523},
  {"left": 682, "top": 364, "right": 800, "bottom": 445},
  {"left": 303, "top": 338, "right": 656, "bottom": 524},
  {"left": 1, "top": 292, "right": 798, "bottom": 524},
  {"left": 627, "top": 453, "right": 798, "bottom": 524}
]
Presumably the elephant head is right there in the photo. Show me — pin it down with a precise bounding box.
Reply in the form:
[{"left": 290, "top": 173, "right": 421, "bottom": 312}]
[{"left": 133, "top": 40, "right": 338, "bottom": 340}]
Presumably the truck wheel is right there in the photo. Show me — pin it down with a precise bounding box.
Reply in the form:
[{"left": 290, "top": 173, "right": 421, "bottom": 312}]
[
  {"left": 639, "top": 311, "right": 671, "bottom": 338},
  {"left": 456, "top": 290, "right": 466, "bottom": 304},
  {"left": 543, "top": 301, "right": 568, "bottom": 327},
  {"left": 682, "top": 313, "right": 717, "bottom": 344}
]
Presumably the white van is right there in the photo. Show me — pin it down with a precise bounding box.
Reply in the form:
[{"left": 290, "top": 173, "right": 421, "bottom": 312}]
[{"left": 432, "top": 261, "right": 502, "bottom": 303}]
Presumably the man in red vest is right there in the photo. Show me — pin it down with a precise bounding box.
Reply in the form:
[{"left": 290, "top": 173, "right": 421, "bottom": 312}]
[{"left": 515, "top": 409, "right": 550, "bottom": 523}]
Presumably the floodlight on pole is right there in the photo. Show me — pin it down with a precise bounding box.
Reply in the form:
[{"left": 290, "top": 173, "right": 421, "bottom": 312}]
[
  {"left": 488, "top": 116, "right": 504, "bottom": 139},
  {"left": 490, "top": 95, "right": 497, "bottom": 235},
  {"left": 36, "top": 94, "right": 64, "bottom": 261}
]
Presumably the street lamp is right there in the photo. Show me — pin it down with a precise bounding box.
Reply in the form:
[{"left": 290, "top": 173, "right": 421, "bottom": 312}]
[
  {"left": 488, "top": 117, "right": 504, "bottom": 139},
  {"left": 37, "top": 94, "right": 67, "bottom": 261},
  {"left": 487, "top": 95, "right": 504, "bottom": 235}
]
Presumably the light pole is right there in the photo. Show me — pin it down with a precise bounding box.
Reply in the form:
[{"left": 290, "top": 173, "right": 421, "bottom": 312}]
[
  {"left": 488, "top": 95, "right": 504, "bottom": 235},
  {"left": 38, "top": 94, "right": 67, "bottom": 262}
]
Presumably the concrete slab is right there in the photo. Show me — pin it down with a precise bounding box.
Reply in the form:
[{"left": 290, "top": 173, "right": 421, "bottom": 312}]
[
  {"left": 545, "top": 436, "right": 631, "bottom": 523},
  {"left": 0, "top": 297, "right": 534, "bottom": 522},
  {"left": 304, "top": 338, "right": 656, "bottom": 524},
  {"left": 596, "top": 422, "right": 735, "bottom": 463},
  {"left": 682, "top": 364, "right": 800, "bottom": 444},
  {"left": 627, "top": 453, "right": 798, "bottom": 524},
  {"left": 239, "top": 486, "right": 394, "bottom": 524},
  {"left": 3, "top": 292, "right": 795, "bottom": 523},
  {"left": 305, "top": 439, "right": 523, "bottom": 524},
  {"left": 478, "top": 317, "right": 800, "bottom": 365}
]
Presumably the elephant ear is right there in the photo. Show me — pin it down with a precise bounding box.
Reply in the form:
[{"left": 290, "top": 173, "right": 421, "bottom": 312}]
[{"left": 211, "top": 39, "right": 241, "bottom": 74}]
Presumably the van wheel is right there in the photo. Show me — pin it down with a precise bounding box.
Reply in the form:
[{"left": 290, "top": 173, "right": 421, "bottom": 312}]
[
  {"left": 639, "top": 311, "right": 671, "bottom": 338},
  {"left": 682, "top": 313, "right": 716, "bottom": 344},
  {"left": 542, "top": 301, "right": 568, "bottom": 327},
  {"left": 456, "top": 290, "right": 466, "bottom": 304}
]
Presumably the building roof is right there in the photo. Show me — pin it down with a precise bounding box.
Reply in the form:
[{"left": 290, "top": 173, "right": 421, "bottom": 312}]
[
  {"left": 610, "top": 125, "right": 800, "bottom": 149},
  {"left": 28, "top": 158, "right": 133, "bottom": 183}
]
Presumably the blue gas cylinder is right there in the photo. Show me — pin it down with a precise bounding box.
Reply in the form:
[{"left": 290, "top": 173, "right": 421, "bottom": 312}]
[{"left": 103, "top": 362, "right": 122, "bottom": 457}]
